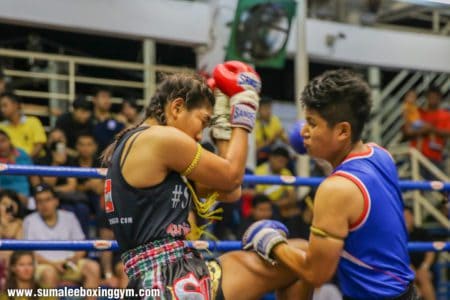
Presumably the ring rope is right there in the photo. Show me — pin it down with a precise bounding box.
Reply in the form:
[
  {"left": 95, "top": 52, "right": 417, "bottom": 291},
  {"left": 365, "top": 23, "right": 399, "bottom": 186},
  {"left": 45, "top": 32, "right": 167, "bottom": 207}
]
[
  {"left": 1, "top": 164, "right": 449, "bottom": 191},
  {"left": 0, "top": 240, "right": 447, "bottom": 252}
]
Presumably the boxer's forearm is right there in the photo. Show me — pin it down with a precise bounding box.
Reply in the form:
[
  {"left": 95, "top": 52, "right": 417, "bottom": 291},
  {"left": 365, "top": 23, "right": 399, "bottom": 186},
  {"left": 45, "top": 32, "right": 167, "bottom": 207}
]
[
  {"left": 298, "top": 280, "right": 315, "bottom": 300},
  {"left": 224, "top": 128, "right": 249, "bottom": 184},
  {"left": 272, "top": 243, "right": 320, "bottom": 287},
  {"left": 215, "top": 140, "right": 229, "bottom": 157}
]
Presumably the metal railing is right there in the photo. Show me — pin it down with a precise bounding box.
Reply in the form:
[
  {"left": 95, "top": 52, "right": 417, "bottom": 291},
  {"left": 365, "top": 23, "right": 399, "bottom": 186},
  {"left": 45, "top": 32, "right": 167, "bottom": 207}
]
[
  {"left": 375, "top": 71, "right": 450, "bottom": 148},
  {"left": 389, "top": 145, "right": 449, "bottom": 228},
  {"left": 0, "top": 48, "right": 195, "bottom": 123}
]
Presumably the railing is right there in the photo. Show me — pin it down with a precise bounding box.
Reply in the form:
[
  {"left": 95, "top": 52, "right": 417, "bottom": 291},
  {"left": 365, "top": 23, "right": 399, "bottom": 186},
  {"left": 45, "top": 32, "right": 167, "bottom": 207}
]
[
  {"left": 389, "top": 145, "right": 449, "bottom": 300},
  {"left": 389, "top": 145, "right": 449, "bottom": 228},
  {"left": 0, "top": 48, "right": 195, "bottom": 125},
  {"left": 372, "top": 69, "right": 450, "bottom": 148}
]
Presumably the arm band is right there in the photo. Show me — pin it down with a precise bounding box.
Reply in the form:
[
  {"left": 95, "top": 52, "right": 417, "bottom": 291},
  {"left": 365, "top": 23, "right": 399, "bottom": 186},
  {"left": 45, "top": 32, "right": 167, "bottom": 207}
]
[
  {"left": 310, "top": 225, "right": 345, "bottom": 241},
  {"left": 182, "top": 143, "right": 202, "bottom": 177}
]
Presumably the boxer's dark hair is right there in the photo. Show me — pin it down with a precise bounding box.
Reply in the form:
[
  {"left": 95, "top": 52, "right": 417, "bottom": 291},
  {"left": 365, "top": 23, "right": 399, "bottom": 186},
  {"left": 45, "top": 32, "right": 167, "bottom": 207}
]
[
  {"left": 301, "top": 69, "right": 372, "bottom": 143},
  {"left": 101, "top": 73, "right": 214, "bottom": 166}
]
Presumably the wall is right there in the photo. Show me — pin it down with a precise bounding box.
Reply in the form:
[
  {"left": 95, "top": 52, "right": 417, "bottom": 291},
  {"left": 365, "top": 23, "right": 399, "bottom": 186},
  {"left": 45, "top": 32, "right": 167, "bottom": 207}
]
[{"left": 0, "top": 0, "right": 211, "bottom": 45}]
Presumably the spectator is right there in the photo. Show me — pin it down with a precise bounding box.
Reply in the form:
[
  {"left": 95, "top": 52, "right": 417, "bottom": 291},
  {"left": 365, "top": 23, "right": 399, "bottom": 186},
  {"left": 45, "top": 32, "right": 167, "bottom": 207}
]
[
  {"left": 295, "top": 197, "right": 314, "bottom": 239},
  {"left": 402, "top": 90, "right": 436, "bottom": 151},
  {"left": 55, "top": 96, "right": 94, "bottom": 151},
  {"left": 23, "top": 184, "right": 100, "bottom": 293},
  {"left": 92, "top": 88, "right": 125, "bottom": 154},
  {"left": 0, "top": 93, "right": 46, "bottom": 159},
  {"left": 255, "top": 97, "right": 288, "bottom": 165},
  {"left": 36, "top": 141, "right": 91, "bottom": 236},
  {"left": 0, "top": 251, "right": 46, "bottom": 300},
  {"left": 254, "top": 146, "right": 297, "bottom": 219},
  {"left": 0, "top": 190, "right": 24, "bottom": 240},
  {"left": 40, "top": 128, "right": 78, "bottom": 160},
  {"left": 403, "top": 87, "right": 450, "bottom": 175},
  {"left": 0, "top": 190, "right": 25, "bottom": 275},
  {"left": 73, "top": 133, "right": 103, "bottom": 216},
  {"left": 35, "top": 141, "right": 77, "bottom": 194},
  {"left": 403, "top": 90, "right": 424, "bottom": 130},
  {"left": 0, "top": 129, "right": 38, "bottom": 201},
  {"left": 116, "top": 98, "right": 141, "bottom": 127},
  {"left": 404, "top": 207, "right": 436, "bottom": 300},
  {"left": 238, "top": 193, "right": 274, "bottom": 238}
]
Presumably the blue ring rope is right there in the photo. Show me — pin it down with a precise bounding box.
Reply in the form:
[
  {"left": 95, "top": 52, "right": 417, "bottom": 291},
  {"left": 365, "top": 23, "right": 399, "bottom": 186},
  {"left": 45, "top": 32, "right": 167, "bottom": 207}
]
[
  {"left": 1, "top": 164, "right": 449, "bottom": 191},
  {"left": 0, "top": 240, "right": 447, "bottom": 252}
]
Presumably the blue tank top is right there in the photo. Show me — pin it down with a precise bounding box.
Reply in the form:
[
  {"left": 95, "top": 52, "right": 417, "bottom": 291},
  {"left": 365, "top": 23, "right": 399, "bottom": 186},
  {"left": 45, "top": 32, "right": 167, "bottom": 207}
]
[
  {"left": 105, "top": 126, "right": 192, "bottom": 253},
  {"left": 333, "top": 143, "right": 414, "bottom": 299}
]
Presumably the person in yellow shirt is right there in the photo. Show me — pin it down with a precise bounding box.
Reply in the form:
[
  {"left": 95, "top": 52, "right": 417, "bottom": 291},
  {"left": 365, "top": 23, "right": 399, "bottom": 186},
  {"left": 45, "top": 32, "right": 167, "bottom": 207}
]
[
  {"left": 0, "top": 93, "right": 46, "bottom": 159},
  {"left": 255, "top": 146, "right": 297, "bottom": 218},
  {"left": 255, "top": 98, "right": 288, "bottom": 164},
  {"left": 402, "top": 89, "right": 438, "bottom": 151}
]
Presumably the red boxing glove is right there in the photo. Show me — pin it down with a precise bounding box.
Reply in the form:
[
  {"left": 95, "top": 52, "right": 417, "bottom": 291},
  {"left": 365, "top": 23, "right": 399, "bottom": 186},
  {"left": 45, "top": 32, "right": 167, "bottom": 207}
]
[
  {"left": 212, "top": 61, "right": 261, "bottom": 132},
  {"left": 206, "top": 77, "right": 216, "bottom": 91},
  {"left": 213, "top": 61, "right": 261, "bottom": 97}
]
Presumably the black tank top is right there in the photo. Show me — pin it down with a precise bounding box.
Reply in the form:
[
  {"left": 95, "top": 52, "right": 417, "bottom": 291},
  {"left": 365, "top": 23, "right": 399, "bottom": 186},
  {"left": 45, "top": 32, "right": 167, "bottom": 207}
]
[{"left": 105, "top": 126, "right": 192, "bottom": 253}]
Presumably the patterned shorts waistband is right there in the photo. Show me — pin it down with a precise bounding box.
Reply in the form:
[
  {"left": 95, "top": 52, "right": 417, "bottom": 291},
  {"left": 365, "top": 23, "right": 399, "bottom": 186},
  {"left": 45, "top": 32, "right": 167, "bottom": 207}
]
[{"left": 121, "top": 238, "right": 187, "bottom": 279}]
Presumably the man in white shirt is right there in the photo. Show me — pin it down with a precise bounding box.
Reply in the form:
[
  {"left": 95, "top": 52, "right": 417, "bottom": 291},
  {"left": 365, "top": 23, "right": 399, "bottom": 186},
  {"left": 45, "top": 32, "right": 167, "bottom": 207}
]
[{"left": 23, "top": 184, "right": 100, "bottom": 292}]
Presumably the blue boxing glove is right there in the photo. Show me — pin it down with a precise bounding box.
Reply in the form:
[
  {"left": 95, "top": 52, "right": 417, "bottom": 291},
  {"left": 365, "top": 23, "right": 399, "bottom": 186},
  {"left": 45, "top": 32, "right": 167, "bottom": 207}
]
[
  {"left": 242, "top": 220, "right": 289, "bottom": 265},
  {"left": 289, "top": 120, "right": 307, "bottom": 155}
]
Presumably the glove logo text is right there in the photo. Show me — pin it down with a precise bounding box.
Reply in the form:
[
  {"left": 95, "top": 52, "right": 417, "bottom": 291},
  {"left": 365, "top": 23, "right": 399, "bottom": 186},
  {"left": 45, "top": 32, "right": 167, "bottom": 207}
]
[{"left": 238, "top": 73, "right": 261, "bottom": 92}]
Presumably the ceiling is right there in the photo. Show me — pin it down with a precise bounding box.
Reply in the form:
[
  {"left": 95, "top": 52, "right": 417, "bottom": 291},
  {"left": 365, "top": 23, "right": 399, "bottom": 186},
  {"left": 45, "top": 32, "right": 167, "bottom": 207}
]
[{"left": 307, "top": 0, "right": 450, "bottom": 35}]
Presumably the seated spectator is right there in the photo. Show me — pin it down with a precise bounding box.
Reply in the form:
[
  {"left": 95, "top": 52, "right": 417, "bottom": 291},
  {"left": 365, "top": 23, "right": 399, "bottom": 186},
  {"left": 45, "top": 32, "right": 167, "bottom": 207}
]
[
  {"left": 55, "top": 96, "right": 94, "bottom": 152},
  {"left": 0, "top": 190, "right": 25, "bottom": 275},
  {"left": 402, "top": 90, "right": 435, "bottom": 151},
  {"left": 403, "top": 86, "right": 450, "bottom": 176},
  {"left": 0, "top": 93, "right": 46, "bottom": 159},
  {"left": 0, "top": 129, "right": 38, "bottom": 201},
  {"left": 0, "top": 190, "right": 24, "bottom": 240},
  {"left": 35, "top": 141, "right": 77, "bottom": 194},
  {"left": 255, "top": 97, "right": 288, "bottom": 165},
  {"left": 35, "top": 143, "right": 90, "bottom": 237},
  {"left": 403, "top": 90, "right": 426, "bottom": 130},
  {"left": 41, "top": 128, "right": 77, "bottom": 159},
  {"left": 92, "top": 88, "right": 125, "bottom": 153},
  {"left": 23, "top": 184, "right": 100, "bottom": 294},
  {"left": 238, "top": 194, "right": 274, "bottom": 238},
  {"left": 288, "top": 196, "right": 314, "bottom": 239},
  {"left": 0, "top": 251, "right": 53, "bottom": 300},
  {"left": 73, "top": 133, "right": 103, "bottom": 216},
  {"left": 116, "top": 98, "right": 141, "bottom": 127},
  {"left": 404, "top": 207, "right": 436, "bottom": 300},
  {"left": 254, "top": 146, "right": 298, "bottom": 219}
]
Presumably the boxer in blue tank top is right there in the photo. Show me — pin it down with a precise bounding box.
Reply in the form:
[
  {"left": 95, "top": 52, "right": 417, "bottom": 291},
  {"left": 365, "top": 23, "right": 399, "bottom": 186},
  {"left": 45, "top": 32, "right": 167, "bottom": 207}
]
[{"left": 262, "top": 70, "right": 417, "bottom": 299}]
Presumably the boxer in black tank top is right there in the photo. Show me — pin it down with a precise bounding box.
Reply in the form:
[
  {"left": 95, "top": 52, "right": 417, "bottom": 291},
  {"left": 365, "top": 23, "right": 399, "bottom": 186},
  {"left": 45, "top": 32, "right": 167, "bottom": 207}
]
[
  {"left": 101, "top": 71, "right": 313, "bottom": 299},
  {"left": 106, "top": 126, "right": 191, "bottom": 251}
]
